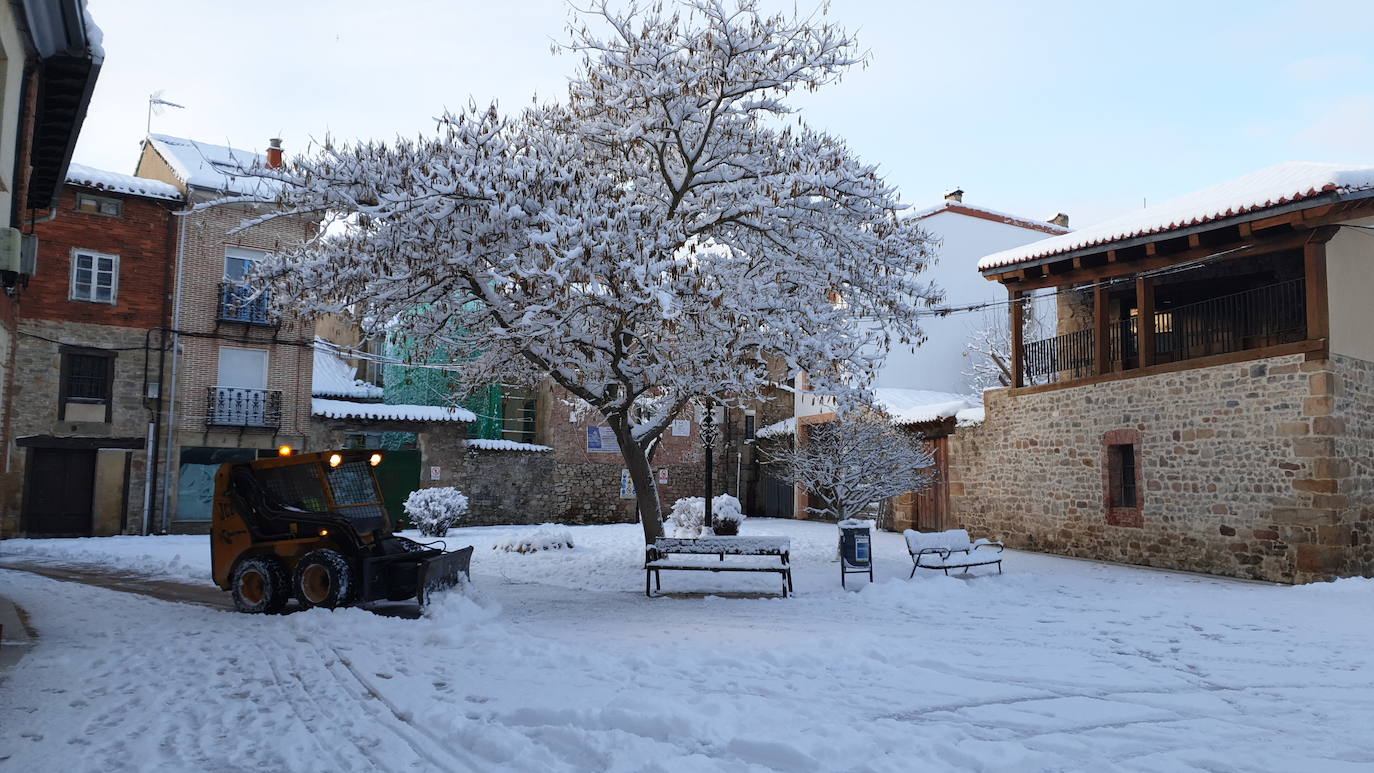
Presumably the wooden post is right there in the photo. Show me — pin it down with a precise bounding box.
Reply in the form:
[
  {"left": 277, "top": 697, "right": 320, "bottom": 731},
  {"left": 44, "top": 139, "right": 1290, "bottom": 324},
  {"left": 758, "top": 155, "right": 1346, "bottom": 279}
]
[
  {"left": 1009, "top": 287, "right": 1024, "bottom": 388},
  {"left": 1136, "top": 276, "right": 1155, "bottom": 369},
  {"left": 1304, "top": 238, "right": 1329, "bottom": 345},
  {"left": 1094, "top": 283, "right": 1110, "bottom": 375}
]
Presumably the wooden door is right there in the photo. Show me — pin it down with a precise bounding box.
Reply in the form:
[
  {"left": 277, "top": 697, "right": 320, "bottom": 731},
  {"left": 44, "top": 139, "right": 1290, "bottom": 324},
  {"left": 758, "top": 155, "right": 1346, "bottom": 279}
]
[
  {"left": 21, "top": 448, "right": 97, "bottom": 536},
  {"left": 911, "top": 436, "right": 949, "bottom": 532}
]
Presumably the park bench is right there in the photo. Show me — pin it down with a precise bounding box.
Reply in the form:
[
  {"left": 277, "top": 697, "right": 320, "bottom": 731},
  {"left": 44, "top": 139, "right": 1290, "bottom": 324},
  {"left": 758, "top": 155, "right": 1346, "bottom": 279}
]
[
  {"left": 904, "top": 529, "right": 1004, "bottom": 577},
  {"left": 645, "top": 536, "right": 793, "bottom": 597}
]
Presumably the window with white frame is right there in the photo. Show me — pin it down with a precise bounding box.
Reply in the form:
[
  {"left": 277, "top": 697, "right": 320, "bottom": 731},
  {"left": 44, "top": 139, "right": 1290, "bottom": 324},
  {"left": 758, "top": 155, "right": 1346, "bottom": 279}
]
[{"left": 70, "top": 250, "right": 119, "bottom": 303}]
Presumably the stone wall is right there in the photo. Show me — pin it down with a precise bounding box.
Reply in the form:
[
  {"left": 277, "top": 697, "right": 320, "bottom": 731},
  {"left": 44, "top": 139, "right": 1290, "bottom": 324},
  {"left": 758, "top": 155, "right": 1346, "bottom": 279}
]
[{"left": 947, "top": 352, "right": 1374, "bottom": 583}]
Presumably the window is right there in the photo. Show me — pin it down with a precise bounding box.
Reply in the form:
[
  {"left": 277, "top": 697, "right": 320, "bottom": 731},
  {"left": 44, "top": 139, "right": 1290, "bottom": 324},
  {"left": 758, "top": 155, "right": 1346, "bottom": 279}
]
[
  {"left": 70, "top": 250, "right": 119, "bottom": 303},
  {"left": 1103, "top": 429, "right": 1142, "bottom": 527},
  {"left": 76, "top": 193, "right": 122, "bottom": 217},
  {"left": 59, "top": 348, "right": 116, "bottom": 422},
  {"left": 225, "top": 246, "right": 269, "bottom": 281}
]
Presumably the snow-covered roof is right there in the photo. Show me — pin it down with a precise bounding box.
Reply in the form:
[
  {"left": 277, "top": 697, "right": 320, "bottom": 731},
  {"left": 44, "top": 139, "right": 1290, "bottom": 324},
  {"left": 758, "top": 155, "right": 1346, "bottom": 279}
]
[
  {"left": 873, "top": 388, "right": 974, "bottom": 425},
  {"left": 903, "top": 200, "right": 1070, "bottom": 236},
  {"left": 466, "top": 439, "right": 552, "bottom": 452},
  {"left": 955, "top": 406, "right": 986, "bottom": 427},
  {"left": 756, "top": 417, "right": 796, "bottom": 439},
  {"left": 66, "top": 163, "right": 182, "bottom": 201},
  {"left": 312, "top": 340, "right": 384, "bottom": 399},
  {"left": 144, "top": 133, "right": 280, "bottom": 197},
  {"left": 979, "top": 162, "right": 1374, "bottom": 272},
  {"left": 312, "top": 398, "right": 475, "bottom": 423}
]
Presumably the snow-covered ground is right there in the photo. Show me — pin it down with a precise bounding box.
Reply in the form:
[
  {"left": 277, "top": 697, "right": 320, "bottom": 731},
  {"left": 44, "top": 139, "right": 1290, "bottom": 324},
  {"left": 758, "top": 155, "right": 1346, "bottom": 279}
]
[{"left": 2, "top": 519, "right": 1372, "bottom": 772}]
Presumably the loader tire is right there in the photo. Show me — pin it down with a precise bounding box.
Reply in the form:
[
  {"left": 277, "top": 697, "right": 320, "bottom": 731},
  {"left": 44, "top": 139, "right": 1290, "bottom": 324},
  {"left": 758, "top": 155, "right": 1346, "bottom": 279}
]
[
  {"left": 293, "top": 549, "right": 355, "bottom": 609},
  {"left": 231, "top": 555, "right": 290, "bottom": 614}
]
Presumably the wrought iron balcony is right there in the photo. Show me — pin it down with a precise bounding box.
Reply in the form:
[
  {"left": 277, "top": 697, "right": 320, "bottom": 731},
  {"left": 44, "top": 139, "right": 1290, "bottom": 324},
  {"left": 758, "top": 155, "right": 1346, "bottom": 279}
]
[
  {"left": 1023, "top": 278, "right": 1307, "bottom": 386},
  {"left": 218, "top": 283, "right": 276, "bottom": 325},
  {"left": 207, "top": 386, "right": 282, "bottom": 429}
]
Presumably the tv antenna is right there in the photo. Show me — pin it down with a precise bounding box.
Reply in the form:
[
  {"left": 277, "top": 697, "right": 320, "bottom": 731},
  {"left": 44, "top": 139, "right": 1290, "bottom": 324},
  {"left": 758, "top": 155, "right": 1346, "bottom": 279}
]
[{"left": 147, "top": 90, "right": 186, "bottom": 134}]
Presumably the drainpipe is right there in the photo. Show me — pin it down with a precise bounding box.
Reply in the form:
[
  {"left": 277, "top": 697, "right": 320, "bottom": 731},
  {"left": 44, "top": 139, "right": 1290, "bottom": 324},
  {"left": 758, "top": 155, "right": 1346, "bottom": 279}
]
[{"left": 159, "top": 203, "right": 190, "bottom": 533}]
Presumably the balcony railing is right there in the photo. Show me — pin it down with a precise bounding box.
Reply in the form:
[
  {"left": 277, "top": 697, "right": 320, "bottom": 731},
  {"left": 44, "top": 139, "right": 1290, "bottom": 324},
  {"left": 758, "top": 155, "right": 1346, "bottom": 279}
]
[
  {"left": 1022, "top": 278, "right": 1307, "bottom": 386},
  {"left": 218, "top": 283, "right": 275, "bottom": 325},
  {"left": 207, "top": 386, "right": 282, "bottom": 429}
]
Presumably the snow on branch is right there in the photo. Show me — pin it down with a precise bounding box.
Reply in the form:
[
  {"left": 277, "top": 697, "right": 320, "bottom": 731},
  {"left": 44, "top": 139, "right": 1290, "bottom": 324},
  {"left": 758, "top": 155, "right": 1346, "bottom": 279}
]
[{"left": 765, "top": 411, "right": 935, "bottom": 522}]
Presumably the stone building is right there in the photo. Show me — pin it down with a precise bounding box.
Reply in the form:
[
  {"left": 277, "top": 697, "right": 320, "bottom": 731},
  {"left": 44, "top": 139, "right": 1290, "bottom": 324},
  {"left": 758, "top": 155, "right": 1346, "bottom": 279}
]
[
  {"left": 0, "top": 166, "right": 181, "bottom": 536},
  {"left": 949, "top": 162, "right": 1374, "bottom": 583},
  {"left": 133, "top": 134, "right": 318, "bottom": 533}
]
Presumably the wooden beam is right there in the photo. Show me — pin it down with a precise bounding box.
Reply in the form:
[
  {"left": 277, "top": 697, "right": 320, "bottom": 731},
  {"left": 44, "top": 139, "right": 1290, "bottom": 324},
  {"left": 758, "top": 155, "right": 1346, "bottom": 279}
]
[
  {"left": 1187, "top": 234, "right": 1202, "bottom": 248},
  {"left": 1136, "top": 276, "right": 1155, "bottom": 369},
  {"left": 1144, "top": 242, "right": 1158, "bottom": 257},
  {"left": 985, "top": 229, "right": 1316, "bottom": 290},
  {"left": 1106, "top": 250, "right": 1119, "bottom": 263},
  {"left": 1094, "top": 283, "right": 1110, "bottom": 375},
  {"left": 1010, "top": 287, "right": 1025, "bottom": 388},
  {"left": 1305, "top": 236, "right": 1330, "bottom": 344}
]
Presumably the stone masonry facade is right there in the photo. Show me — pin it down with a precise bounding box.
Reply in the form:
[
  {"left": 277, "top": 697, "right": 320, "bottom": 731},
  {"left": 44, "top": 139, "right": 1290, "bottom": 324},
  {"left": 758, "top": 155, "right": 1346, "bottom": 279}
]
[{"left": 947, "top": 352, "right": 1374, "bottom": 583}]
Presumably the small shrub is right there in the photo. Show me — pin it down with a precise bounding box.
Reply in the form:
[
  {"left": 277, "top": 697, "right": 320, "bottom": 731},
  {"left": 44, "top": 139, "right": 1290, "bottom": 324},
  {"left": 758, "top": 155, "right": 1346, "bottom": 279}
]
[
  {"left": 495, "top": 524, "right": 575, "bottom": 553},
  {"left": 711, "top": 494, "right": 746, "bottom": 536},
  {"left": 403, "top": 487, "right": 470, "bottom": 537},
  {"left": 667, "top": 494, "right": 746, "bottom": 537}
]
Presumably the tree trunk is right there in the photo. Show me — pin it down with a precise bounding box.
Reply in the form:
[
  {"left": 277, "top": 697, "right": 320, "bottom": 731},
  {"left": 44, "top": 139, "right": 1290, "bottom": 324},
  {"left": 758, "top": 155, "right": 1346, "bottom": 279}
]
[{"left": 610, "top": 420, "right": 665, "bottom": 545}]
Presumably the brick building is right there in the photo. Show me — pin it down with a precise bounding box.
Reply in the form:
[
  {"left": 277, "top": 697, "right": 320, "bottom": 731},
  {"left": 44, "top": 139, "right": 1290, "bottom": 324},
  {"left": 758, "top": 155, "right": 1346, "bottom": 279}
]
[
  {"left": 0, "top": 1, "right": 103, "bottom": 528},
  {"left": 948, "top": 162, "right": 1374, "bottom": 583},
  {"left": 0, "top": 167, "right": 181, "bottom": 536},
  {"left": 133, "top": 134, "right": 317, "bottom": 533}
]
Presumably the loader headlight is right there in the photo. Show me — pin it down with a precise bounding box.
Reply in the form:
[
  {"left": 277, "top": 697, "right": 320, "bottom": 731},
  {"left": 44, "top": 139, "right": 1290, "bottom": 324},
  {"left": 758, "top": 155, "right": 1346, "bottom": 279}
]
[
  {"left": 328, "top": 453, "right": 343, "bottom": 467},
  {"left": 277, "top": 445, "right": 293, "bottom": 457},
  {"left": 369, "top": 453, "right": 382, "bottom": 467}
]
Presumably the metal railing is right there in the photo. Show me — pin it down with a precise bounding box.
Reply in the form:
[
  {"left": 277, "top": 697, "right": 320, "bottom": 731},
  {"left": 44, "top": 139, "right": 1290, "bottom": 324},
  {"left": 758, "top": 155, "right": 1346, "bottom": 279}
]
[
  {"left": 207, "top": 386, "right": 282, "bottom": 429},
  {"left": 1021, "top": 278, "right": 1306, "bottom": 385},
  {"left": 218, "top": 283, "right": 275, "bottom": 325}
]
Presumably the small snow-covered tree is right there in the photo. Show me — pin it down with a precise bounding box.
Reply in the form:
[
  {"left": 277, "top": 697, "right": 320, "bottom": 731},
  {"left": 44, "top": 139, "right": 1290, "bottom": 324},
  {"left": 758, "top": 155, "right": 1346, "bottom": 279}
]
[
  {"left": 404, "top": 487, "right": 470, "bottom": 537},
  {"left": 962, "top": 304, "right": 1045, "bottom": 394},
  {"left": 766, "top": 411, "right": 935, "bottom": 522},
  {"left": 241, "top": 1, "right": 940, "bottom": 544}
]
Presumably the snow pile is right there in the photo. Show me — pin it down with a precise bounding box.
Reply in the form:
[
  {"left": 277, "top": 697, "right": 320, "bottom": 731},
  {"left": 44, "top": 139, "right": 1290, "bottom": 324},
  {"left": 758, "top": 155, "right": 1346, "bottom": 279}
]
[
  {"left": 311, "top": 398, "right": 475, "bottom": 423},
  {"left": 954, "top": 405, "right": 986, "bottom": 427},
  {"left": 66, "top": 163, "right": 181, "bottom": 200},
  {"left": 403, "top": 487, "right": 470, "bottom": 537},
  {"left": 466, "top": 439, "right": 552, "bottom": 452},
  {"left": 0, "top": 535, "right": 207, "bottom": 582},
  {"left": 979, "top": 161, "right": 1374, "bottom": 270},
  {"left": 311, "top": 339, "right": 384, "bottom": 399},
  {"left": 836, "top": 518, "right": 876, "bottom": 530},
  {"left": 494, "top": 524, "right": 575, "bottom": 553}
]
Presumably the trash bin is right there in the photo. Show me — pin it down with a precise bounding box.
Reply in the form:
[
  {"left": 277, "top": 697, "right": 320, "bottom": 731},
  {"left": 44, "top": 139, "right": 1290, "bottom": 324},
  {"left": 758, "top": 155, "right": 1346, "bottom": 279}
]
[{"left": 837, "top": 519, "right": 874, "bottom": 588}]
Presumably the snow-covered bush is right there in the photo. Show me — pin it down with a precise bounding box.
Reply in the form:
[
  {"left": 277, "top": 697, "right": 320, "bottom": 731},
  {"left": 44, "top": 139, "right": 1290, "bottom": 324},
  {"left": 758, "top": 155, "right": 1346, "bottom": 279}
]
[
  {"left": 710, "top": 494, "right": 746, "bottom": 536},
  {"left": 668, "top": 495, "right": 746, "bottom": 537},
  {"left": 403, "top": 487, "right": 470, "bottom": 537},
  {"left": 495, "top": 524, "right": 575, "bottom": 553}
]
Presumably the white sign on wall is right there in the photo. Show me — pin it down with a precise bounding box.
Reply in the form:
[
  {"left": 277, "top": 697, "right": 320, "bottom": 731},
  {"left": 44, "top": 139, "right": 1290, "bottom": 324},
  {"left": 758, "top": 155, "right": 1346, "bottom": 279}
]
[
  {"left": 671, "top": 419, "right": 691, "bottom": 437},
  {"left": 620, "top": 468, "right": 636, "bottom": 499},
  {"left": 657, "top": 468, "right": 669, "bottom": 485},
  {"left": 429, "top": 466, "right": 441, "bottom": 481}
]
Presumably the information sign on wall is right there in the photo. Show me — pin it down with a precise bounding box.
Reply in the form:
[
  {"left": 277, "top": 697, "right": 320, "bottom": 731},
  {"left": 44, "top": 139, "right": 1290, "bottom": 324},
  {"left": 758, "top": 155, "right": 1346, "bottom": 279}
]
[{"left": 586, "top": 425, "right": 620, "bottom": 453}]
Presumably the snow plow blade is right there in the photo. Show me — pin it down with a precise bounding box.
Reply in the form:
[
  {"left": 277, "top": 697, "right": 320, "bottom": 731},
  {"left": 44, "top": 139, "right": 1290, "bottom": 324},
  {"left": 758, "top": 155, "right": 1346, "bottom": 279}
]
[{"left": 417, "top": 546, "right": 474, "bottom": 606}]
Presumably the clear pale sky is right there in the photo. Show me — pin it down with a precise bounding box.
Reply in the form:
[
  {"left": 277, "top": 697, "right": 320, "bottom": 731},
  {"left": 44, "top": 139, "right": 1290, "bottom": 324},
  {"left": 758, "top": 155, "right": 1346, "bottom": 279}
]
[{"left": 77, "top": 0, "right": 1374, "bottom": 228}]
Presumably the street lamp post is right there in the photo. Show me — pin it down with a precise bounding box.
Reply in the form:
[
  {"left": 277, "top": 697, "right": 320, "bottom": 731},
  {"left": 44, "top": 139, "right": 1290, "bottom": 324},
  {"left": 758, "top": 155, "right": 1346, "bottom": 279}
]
[{"left": 700, "top": 399, "right": 719, "bottom": 530}]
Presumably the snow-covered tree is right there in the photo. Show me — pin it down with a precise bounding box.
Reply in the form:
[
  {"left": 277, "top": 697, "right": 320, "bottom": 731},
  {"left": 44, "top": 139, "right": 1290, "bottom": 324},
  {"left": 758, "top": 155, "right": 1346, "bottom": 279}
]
[
  {"left": 766, "top": 411, "right": 935, "bottom": 522},
  {"left": 962, "top": 303, "right": 1045, "bottom": 394},
  {"left": 244, "top": 1, "right": 940, "bottom": 543}
]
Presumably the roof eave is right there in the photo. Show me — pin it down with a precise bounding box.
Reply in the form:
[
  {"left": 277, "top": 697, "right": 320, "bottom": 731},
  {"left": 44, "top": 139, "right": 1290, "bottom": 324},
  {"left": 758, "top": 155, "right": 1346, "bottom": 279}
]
[{"left": 979, "top": 188, "right": 1374, "bottom": 278}]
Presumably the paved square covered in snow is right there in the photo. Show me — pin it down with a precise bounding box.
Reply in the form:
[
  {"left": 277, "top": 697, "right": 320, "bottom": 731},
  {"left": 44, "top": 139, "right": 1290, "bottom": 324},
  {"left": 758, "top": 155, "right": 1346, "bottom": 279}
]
[{"left": 1, "top": 518, "right": 1371, "bottom": 772}]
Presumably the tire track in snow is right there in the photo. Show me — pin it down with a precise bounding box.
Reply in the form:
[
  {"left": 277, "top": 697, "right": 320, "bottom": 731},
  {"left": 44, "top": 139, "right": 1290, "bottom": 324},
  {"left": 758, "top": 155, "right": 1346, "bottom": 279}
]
[
  {"left": 323, "top": 645, "right": 485, "bottom": 772},
  {"left": 254, "top": 640, "right": 404, "bottom": 773}
]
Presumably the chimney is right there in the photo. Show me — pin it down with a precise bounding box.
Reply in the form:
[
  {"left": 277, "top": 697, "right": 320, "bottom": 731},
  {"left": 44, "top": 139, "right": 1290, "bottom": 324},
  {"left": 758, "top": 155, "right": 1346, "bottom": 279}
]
[
  {"left": 943, "top": 188, "right": 963, "bottom": 203},
  {"left": 266, "top": 137, "right": 283, "bottom": 169},
  {"left": 1049, "top": 212, "right": 1069, "bottom": 228}
]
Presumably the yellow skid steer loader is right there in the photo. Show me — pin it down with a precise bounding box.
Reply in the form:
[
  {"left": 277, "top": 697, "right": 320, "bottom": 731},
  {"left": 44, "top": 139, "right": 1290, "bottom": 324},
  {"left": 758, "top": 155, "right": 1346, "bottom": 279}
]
[{"left": 211, "top": 450, "right": 473, "bottom": 613}]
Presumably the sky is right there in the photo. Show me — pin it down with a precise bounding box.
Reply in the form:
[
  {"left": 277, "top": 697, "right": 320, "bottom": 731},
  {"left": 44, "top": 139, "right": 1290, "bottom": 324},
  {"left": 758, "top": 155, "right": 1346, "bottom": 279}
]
[{"left": 77, "top": 0, "right": 1374, "bottom": 229}]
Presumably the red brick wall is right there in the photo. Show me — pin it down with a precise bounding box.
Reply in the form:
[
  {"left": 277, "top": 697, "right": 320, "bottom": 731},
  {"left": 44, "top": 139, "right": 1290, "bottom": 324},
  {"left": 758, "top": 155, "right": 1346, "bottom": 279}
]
[{"left": 23, "top": 187, "right": 178, "bottom": 329}]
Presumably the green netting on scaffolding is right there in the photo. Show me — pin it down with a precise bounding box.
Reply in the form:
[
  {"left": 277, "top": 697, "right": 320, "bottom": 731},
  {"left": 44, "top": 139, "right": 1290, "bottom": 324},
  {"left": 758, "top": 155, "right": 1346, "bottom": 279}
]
[{"left": 383, "top": 332, "right": 504, "bottom": 441}]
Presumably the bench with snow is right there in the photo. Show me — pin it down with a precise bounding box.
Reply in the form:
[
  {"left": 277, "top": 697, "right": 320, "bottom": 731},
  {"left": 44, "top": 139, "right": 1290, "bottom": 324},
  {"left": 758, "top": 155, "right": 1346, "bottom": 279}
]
[
  {"left": 904, "top": 529, "right": 1004, "bottom": 576},
  {"left": 645, "top": 536, "right": 793, "bottom": 597}
]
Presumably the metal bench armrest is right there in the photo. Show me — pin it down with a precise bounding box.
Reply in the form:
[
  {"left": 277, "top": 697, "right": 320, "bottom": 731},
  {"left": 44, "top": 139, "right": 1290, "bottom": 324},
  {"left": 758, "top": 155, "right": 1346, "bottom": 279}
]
[{"left": 973, "top": 541, "right": 1004, "bottom": 553}]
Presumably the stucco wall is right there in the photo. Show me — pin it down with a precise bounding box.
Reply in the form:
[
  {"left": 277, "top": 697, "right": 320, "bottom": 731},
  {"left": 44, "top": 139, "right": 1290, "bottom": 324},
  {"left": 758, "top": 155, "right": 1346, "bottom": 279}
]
[
  {"left": 947, "top": 353, "right": 1373, "bottom": 583},
  {"left": 1325, "top": 216, "right": 1374, "bottom": 363}
]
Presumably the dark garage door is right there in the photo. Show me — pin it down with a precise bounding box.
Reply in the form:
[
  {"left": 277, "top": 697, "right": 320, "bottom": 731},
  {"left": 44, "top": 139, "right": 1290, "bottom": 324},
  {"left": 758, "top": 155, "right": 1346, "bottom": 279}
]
[{"left": 22, "top": 447, "right": 97, "bottom": 536}]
